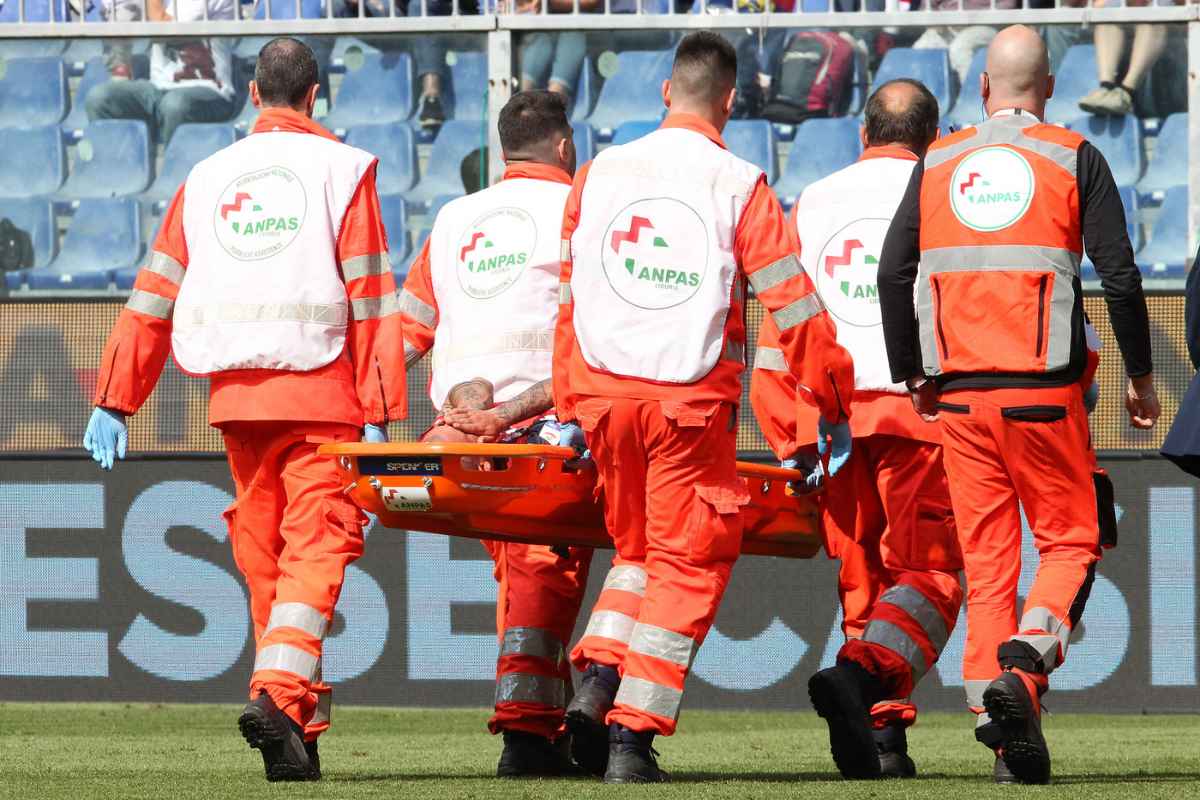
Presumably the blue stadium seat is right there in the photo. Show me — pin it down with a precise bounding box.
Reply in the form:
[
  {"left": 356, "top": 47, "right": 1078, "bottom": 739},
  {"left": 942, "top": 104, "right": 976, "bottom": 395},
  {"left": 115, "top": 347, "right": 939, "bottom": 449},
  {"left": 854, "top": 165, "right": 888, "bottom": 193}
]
[
  {"left": 406, "top": 120, "right": 487, "bottom": 208},
  {"left": 231, "top": 93, "right": 260, "bottom": 134},
  {"left": 773, "top": 116, "right": 862, "bottom": 207},
  {"left": 725, "top": 120, "right": 778, "bottom": 185},
  {"left": 59, "top": 120, "right": 152, "bottom": 199},
  {"left": 61, "top": 38, "right": 105, "bottom": 70},
  {"left": 322, "top": 51, "right": 415, "bottom": 134},
  {"left": 944, "top": 47, "right": 987, "bottom": 130},
  {"left": 143, "top": 123, "right": 237, "bottom": 203},
  {"left": 872, "top": 48, "right": 952, "bottom": 120},
  {"left": 446, "top": 51, "right": 487, "bottom": 122},
  {"left": 1069, "top": 114, "right": 1143, "bottom": 189},
  {"left": 61, "top": 57, "right": 113, "bottom": 136},
  {"left": 234, "top": 36, "right": 273, "bottom": 62},
  {"left": 0, "top": 57, "right": 68, "bottom": 128},
  {"left": 28, "top": 198, "right": 141, "bottom": 289},
  {"left": 330, "top": 37, "right": 380, "bottom": 72},
  {"left": 586, "top": 50, "right": 673, "bottom": 139},
  {"left": 427, "top": 193, "right": 460, "bottom": 221},
  {"left": 0, "top": 0, "right": 67, "bottom": 22},
  {"left": 1137, "top": 112, "right": 1186, "bottom": 203},
  {"left": 0, "top": 198, "right": 57, "bottom": 291},
  {"left": 1081, "top": 186, "right": 1141, "bottom": 280},
  {"left": 1044, "top": 45, "right": 1095, "bottom": 126},
  {"left": 345, "top": 122, "right": 418, "bottom": 195},
  {"left": 571, "top": 57, "right": 597, "bottom": 122},
  {"left": 253, "top": 0, "right": 328, "bottom": 18},
  {"left": 0, "top": 125, "right": 65, "bottom": 197},
  {"left": 1136, "top": 185, "right": 1189, "bottom": 278},
  {"left": 114, "top": 204, "right": 166, "bottom": 289},
  {"left": 399, "top": 228, "right": 430, "bottom": 280},
  {"left": 611, "top": 120, "right": 658, "bottom": 146},
  {"left": 379, "top": 193, "right": 411, "bottom": 267},
  {"left": 572, "top": 122, "right": 596, "bottom": 166}
]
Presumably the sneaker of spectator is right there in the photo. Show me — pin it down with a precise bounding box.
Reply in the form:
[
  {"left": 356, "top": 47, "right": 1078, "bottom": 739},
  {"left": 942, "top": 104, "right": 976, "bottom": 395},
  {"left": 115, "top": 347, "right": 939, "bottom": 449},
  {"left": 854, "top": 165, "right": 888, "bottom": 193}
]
[{"left": 1077, "top": 3, "right": 1171, "bottom": 117}]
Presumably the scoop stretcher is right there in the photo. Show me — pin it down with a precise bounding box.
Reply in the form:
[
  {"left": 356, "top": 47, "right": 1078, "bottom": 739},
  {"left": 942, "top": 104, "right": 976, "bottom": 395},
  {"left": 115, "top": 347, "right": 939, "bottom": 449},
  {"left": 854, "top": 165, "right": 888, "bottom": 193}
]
[{"left": 318, "top": 442, "right": 823, "bottom": 559}]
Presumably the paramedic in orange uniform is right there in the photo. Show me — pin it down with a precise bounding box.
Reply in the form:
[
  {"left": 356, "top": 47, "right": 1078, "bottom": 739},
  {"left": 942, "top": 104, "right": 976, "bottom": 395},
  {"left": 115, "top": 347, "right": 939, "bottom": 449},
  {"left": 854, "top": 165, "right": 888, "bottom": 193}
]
[
  {"left": 398, "top": 91, "right": 592, "bottom": 778},
  {"left": 751, "top": 78, "right": 962, "bottom": 781},
  {"left": 877, "top": 25, "right": 1158, "bottom": 784},
  {"left": 555, "top": 32, "right": 855, "bottom": 783},
  {"left": 82, "top": 38, "right": 406, "bottom": 783}
]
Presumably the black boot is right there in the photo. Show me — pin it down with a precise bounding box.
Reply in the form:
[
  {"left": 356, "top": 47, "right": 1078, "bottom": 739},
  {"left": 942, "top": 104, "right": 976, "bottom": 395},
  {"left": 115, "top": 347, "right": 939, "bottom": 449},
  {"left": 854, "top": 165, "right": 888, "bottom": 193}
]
[
  {"left": 304, "top": 740, "right": 321, "bottom": 780},
  {"left": 603, "top": 724, "right": 668, "bottom": 784},
  {"left": 564, "top": 664, "right": 619, "bottom": 776},
  {"left": 982, "top": 670, "right": 1051, "bottom": 784},
  {"left": 872, "top": 724, "right": 916, "bottom": 779},
  {"left": 237, "top": 693, "right": 317, "bottom": 782},
  {"left": 808, "top": 662, "right": 886, "bottom": 780},
  {"left": 993, "top": 752, "right": 1019, "bottom": 784},
  {"left": 496, "top": 730, "right": 579, "bottom": 778}
]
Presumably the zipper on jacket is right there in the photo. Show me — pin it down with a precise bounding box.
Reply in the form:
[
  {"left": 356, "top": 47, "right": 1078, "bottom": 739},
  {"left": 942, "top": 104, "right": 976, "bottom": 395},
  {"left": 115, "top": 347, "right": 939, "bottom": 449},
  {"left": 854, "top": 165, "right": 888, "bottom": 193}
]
[
  {"left": 932, "top": 279, "right": 950, "bottom": 359},
  {"left": 1035, "top": 274, "right": 1048, "bottom": 358}
]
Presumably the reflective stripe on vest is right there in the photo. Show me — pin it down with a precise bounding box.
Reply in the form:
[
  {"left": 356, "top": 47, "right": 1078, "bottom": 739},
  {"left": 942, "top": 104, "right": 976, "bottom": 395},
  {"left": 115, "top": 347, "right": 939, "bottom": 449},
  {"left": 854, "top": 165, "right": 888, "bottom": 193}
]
[{"left": 755, "top": 345, "right": 788, "bottom": 373}]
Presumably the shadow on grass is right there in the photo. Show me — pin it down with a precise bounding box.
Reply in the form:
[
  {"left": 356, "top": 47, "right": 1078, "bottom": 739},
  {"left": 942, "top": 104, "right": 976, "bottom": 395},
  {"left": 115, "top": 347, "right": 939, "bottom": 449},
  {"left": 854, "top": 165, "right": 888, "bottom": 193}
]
[
  {"left": 324, "top": 770, "right": 1200, "bottom": 785},
  {"left": 1053, "top": 772, "right": 1200, "bottom": 785}
]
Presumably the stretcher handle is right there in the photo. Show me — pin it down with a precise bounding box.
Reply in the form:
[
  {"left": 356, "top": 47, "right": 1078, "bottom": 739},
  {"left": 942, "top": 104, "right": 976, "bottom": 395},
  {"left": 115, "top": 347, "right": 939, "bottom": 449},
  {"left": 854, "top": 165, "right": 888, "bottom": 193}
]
[
  {"left": 318, "top": 442, "right": 580, "bottom": 459},
  {"left": 736, "top": 461, "right": 804, "bottom": 482}
]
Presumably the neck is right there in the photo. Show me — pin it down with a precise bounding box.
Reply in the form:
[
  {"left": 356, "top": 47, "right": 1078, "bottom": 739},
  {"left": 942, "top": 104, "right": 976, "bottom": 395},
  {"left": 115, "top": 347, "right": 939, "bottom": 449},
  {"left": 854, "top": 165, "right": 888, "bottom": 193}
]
[
  {"left": 987, "top": 98, "right": 1043, "bottom": 119},
  {"left": 665, "top": 105, "right": 725, "bottom": 133}
]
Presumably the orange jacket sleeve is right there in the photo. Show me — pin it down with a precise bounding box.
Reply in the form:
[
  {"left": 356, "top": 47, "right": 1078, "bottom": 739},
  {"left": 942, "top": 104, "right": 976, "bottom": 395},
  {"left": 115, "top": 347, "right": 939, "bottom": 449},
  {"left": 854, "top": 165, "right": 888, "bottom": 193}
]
[
  {"left": 398, "top": 238, "right": 438, "bottom": 368},
  {"left": 552, "top": 160, "right": 592, "bottom": 423},
  {"left": 737, "top": 178, "right": 853, "bottom": 424},
  {"left": 338, "top": 164, "right": 407, "bottom": 425},
  {"left": 94, "top": 184, "right": 189, "bottom": 415},
  {"left": 749, "top": 312, "right": 801, "bottom": 461}
]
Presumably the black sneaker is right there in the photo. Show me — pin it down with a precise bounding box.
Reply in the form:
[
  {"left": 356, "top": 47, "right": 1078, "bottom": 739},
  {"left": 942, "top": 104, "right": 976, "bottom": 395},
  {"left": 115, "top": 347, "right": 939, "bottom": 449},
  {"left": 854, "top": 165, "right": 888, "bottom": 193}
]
[
  {"left": 237, "top": 693, "right": 316, "bottom": 782},
  {"left": 603, "top": 724, "right": 667, "bottom": 784},
  {"left": 496, "top": 730, "right": 579, "bottom": 778},
  {"left": 304, "top": 740, "right": 320, "bottom": 781},
  {"left": 872, "top": 724, "right": 916, "bottom": 779},
  {"left": 564, "top": 664, "right": 619, "bottom": 776},
  {"left": 418, "top": 93, "right": 445, "bottom": 130},
  {"left": 993, "top": 752, "right": 1019, "bottom": 785},
  {"left": 981, "top": 670, "right": 1051, "bottom": 785},
  {"left": 808, "top": 663, "right": 885, "bottom": 780}
]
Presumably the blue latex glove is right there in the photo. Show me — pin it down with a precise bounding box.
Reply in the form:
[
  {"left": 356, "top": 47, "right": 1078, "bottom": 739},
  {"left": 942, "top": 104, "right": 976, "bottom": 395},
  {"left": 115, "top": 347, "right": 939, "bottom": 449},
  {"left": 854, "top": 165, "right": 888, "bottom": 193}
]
[
  {"left": 83, "top": 407, "right": 128, "bottom": 471},
  {"left": 363, "top": 423, "right": 388, "bottom": 443},
  {"left": 816, "top": 417, "right": 852, "bottom": 477}
]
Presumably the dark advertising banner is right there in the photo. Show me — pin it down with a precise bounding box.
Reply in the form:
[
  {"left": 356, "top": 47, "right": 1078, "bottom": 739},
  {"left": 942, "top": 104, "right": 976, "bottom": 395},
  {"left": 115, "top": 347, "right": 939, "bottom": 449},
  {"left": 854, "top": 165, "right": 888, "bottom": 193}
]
[{"left": 1, "top": 455, "right": 1196, "bottom": 713}]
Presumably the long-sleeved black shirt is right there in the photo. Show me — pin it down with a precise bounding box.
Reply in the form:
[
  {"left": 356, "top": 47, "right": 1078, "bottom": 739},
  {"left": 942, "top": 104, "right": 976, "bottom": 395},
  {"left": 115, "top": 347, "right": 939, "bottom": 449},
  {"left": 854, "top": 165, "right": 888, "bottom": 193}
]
[{"left": 878, "top": 138, "right": 1154, "bottom": 390}]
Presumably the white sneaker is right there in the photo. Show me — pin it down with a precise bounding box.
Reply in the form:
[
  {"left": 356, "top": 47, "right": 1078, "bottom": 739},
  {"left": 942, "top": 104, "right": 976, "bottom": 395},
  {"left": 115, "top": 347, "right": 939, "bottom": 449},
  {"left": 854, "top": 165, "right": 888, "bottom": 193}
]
[{"left": 1079, "top": 86, "right": 1133, "bottom": 116}]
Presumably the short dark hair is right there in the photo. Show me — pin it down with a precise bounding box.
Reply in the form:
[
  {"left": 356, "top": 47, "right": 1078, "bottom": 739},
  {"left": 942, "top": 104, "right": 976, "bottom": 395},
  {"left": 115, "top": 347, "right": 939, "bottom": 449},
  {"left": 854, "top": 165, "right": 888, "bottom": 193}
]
[
  {"left": 498, "top": 91, "right": 571, "bottom": 155},
  {"left": 671, "top": 31, "right": 737, "bottom": 102},
  {"left": 460, "top": 147, "right": 488, "bottom": 194},
  {"left": 255, "top": 37, "right": 320, "bottom": 109},
  {"left": 863, "top": 78, "right": 940, "bottom": 151}
]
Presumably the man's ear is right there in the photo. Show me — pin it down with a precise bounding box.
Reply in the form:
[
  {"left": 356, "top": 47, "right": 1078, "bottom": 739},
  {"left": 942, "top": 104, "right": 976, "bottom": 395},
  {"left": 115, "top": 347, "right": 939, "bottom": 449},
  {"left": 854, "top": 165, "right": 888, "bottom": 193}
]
[
  {"left": 859, "top": 124, "right": 868, "bottom": 148},
  {"left": 1045, "top": 73, "right": 1056, "bottom": 101},
  {"left": 303, "top": 84, "right": 320, "bottom": 117},
  {"left": 980, "top": 70, "right": 990, "bottom": 103},
  {"left": 249, "top": 80, "right": 261, "bottom": 109},
  {"left": 722, "top": 86, "right": 736, "bottom": 117},
  {"left": 662, "top": 79, "right": 672, "bottom": 110}
]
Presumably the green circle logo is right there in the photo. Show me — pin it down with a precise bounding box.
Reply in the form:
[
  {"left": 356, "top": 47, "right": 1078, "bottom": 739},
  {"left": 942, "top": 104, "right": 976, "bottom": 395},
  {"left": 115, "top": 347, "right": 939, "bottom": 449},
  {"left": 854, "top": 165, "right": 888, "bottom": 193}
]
[
  {"left": 213, "top": 166, "right": 307, "bottom": 261},
  {"left": 456, "top": 206, "right": 536, "bottom": 300},
  {"left": 949, "top": 147, "right": 1035, "bottom": 233},
  {"left": 600, "top": 198, "right": 709, "bottom": 311}
]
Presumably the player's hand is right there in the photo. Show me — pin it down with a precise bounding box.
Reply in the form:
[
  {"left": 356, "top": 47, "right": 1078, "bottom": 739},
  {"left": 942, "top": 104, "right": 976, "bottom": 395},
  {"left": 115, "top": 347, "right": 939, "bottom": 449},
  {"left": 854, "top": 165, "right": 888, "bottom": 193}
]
[
  {"left": 83, "top": 407, "right": 128, "bottom": 471},
  {"left": 1126, "top": 374, "right": 1160, "bottom": 430},
  {"left": 363, "top": 423, "right": 388, "bottom": 443},
  {"left": 908, "top": 376, "right": 940, "bottom": 422},
  {"left": 782, "top": 454, "right": 824, "bottom": 493},
  {"left": 443, "top": 407, "right": 507, "bottom": 438},
  {"left": 816, "top": 417, "right": 851, "bottom": 477}
]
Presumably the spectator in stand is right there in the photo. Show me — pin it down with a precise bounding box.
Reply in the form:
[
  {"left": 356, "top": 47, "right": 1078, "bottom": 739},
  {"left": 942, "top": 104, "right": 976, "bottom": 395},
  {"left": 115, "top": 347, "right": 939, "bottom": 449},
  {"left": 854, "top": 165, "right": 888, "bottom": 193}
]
[
  {"left": 86, "top": 0, "right": 236, "bottom": 143},
  {"left": 912, "top": 0, "right": 1018, "bottom": 85},
  {"left": 402, "top": 0, "right": 482, "bottom": 130},
  {"left": 1077, "top": 3, "right": 1173, "bottom": 116}
]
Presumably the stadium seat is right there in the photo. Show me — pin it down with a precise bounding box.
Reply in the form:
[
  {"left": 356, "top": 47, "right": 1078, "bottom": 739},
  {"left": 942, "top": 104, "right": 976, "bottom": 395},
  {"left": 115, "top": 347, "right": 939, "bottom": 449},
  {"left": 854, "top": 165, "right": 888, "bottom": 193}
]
[
  {"left": 570, "top": 57, "right": 598, "bottom": 122},
  {"left": 1081, "top": 185, "right": 1141, "bottom": 280},
  {"left": 0, "top": 198, "right": 57, "bottom": 291},
  {"left": 399, "top": 228, "right": 431, "bottom": 280},
  {"left": 944, "top": 47, "right": 987, "bottom": 130},
  {"left": 143, "top": 123, "right": 237, "bottom": 203},
  {"left": 59, "top": 119, "right": 152, "bottom": 199},
  {"left": 427, "top": 193, "right": 460, "bottom": 222},
  {"left": 322, "top": 51, "right": 415, "bottom": 134},
  {"left": 379, "top": 193, "right": 411, "bottom": 267},
  {"left": 61, "top": 38, "right": 105, "bottom": 70},
  {"left": 330, "top": 36, "right": 380, "bottom": 72},
  {"left": 586, "top": 50, "right": 674, "bottom": 139},
  {"left": 231, "top": 92, "right": 260, "bottom": 134},
  {"left": 871, "top": 48, "right": 952, "bottom": 121},
  {"left": 572, "top": 122, "right": 596, "bottom": 165},
  {"left": 253, "top": 0, "right": 328, "bottom": 18},
  {"left": 405, "top": 120, "right": 487, "bottom": 208},
  {"left": 114, "top": 204, "right": 166, "bottom": 289},
  {"left": 0, "top": 57, "right": 68, "bottom": 128},
  {"left": 0, "top": 0, "right": 66, "bottom": 23},
  {"left": 1137, "top": 112, "right": 1187, "bottom": 203},
  {"left": 773, "top": 116, "right": 863, "bottom": 207},
  {"left": 28, "top": 198, "right": 142, "bottom": 290},
  {"left": 0, "top": 125, "right": 65, "bottom": 198},
  {"left": 345, "top": 122, "right": 418, "bottom": 195},
  {"left": 1069, "top": 114, "right": 1143, "bottom": 189},
  {"left": 1136, "top": 185, "right": 1189, "bottom": 278},
  {"left": 446, "top": 50, "right": 487, "bottom": 122},
  {"left": 611, "top": 120, "right": 658, "bottom": 146},
  {"left": 234, "top": 36, "right": 273, "bottom": 62},
  {"left": 725, "top": 120, "right": 778, "bottom": 185},
  {"left": 60, "top": 57, "right": 113, "bottom": 136},
  {"left": 1044, "top": 45, "right": 1095, "bottom": 125}
]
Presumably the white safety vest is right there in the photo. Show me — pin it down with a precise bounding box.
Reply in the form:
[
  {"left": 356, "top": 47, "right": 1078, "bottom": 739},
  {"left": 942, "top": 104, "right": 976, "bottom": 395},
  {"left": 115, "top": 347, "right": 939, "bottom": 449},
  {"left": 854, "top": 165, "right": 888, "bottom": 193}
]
[
  {"left": 794, "top": 154, "right": 916, "bottom": 393},
  {"left": 172, "top": 130, "right": 376, "bottom": 375},
  {"left": 426, "top": 176, "right": 569, "bottom": 410},
  {"left": 569, "top": 127, "right": 761, "bottom": 384}
]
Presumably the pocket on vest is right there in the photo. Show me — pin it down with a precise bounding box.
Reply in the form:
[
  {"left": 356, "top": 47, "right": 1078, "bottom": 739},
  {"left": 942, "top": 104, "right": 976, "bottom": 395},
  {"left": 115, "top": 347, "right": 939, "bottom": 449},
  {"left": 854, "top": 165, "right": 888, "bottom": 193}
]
[{"left": 931, "top": 270, "right": 1056, "bottom": 374}]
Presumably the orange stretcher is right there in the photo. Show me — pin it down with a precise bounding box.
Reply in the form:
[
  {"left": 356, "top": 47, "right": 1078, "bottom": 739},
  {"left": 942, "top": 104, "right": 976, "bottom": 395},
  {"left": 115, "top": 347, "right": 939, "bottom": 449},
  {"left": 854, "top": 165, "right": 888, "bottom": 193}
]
[{"left": 319, "top": 443, "right": 823, "bottom": 559}]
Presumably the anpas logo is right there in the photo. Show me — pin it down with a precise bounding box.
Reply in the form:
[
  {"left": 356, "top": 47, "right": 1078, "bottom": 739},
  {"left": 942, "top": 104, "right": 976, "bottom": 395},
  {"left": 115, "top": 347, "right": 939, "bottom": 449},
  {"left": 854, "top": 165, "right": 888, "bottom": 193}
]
[
  {"left": 600, "top": 199, "right": 709, "bottom": 311},
  {"left": 949, "top": 146, "right": 1035, "bottom": 232},
  {"left": 213, "top": 166, "right": 307, "bottom": 261},
  {"left": 815, "top": 218, "right": 890, "bottom": 328},
  {"left": 457, "top": 207, "right": 536, "bottom": 300}
]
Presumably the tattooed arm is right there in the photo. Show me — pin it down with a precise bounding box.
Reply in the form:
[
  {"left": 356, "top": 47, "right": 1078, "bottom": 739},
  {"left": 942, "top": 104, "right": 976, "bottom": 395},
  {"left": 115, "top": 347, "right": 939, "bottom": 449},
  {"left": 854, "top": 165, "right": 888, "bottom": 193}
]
[
  {"left": 445, "top": 378, "right": 494, "bottom": 412},
  {"left": 442, "top": 379, "right": 552, "bottom": 438}
]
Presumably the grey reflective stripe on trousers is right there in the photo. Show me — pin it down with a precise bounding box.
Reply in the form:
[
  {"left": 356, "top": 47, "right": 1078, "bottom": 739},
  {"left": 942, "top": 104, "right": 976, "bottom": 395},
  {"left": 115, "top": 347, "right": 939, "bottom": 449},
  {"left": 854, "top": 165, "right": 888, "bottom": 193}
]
[
  {"left": 253, "top": 643, "right": 319, "bottom": 681},
  {"left": 723, "top": 338, "right": 745, "bottom": 365},
  {"left": 923, "top": 114, "right": 1078, "bottom": 175},
  {"left": 404, "top": 342, "right": 425, "bottom": 368},
  {"left": 351, "top": 292, "right": 401, "bottom": 321},
  {"left": 862, "top": 619, "right": 928, "bottom": 679},
  {"left": 773, "top": 293, "right": 824, "bottom": 332},
  {"left": 310, "top": 691, "right": 331, "bottom": 726},
  {"left": 126, "top": 289, "right": 174, "bottom": 320},
  {"left": 754, "top": 346, "right": 788, "bottom": 373},
  {"left": 747, "top": 254, "right": 803, "bottom": 295},
  {"left": 1011, "top": 634, "right": 1064, "bottom": 669},
  {"left": 628, "top": 623, "right": 697, "bottom": 668},
  {"left": 602, "top": 565, "right": 647, "bottom": 597},
  {"left": 398, "top": 289, "right": 436, "bottom": 327},
  {"left": 500, "top": 627, "right": 563, "bottom": 663},
  {"left": 175, "top": 303, "right": 348, "bottom": 327},
  {"left": 582, "top": 609, "right": 636, "bottom": 645},
  {"left": 878, "top": 584, "right": 950, "bottom": 654},
  {"left": 1019, "top": 606, "right": 1071, "bottom": 654},
  {"left": 341, "top": 253, "right": 390, "bottom": 282},
  {"left": 965, "top": 679, "right": 991, "bottom": 708},
  {"left": 559, "top": 283, "right": 572, "bottom": 305},
  {"left": 145, "top": 251, "right": 185, "bottom": 285},
  {"left": 264, "top": 602, "right": 328, "bottom": 640},
  {"left": 495, "top": 673, "right": 567, "bottom": 707},
  {"left": 614, "top": 676, "right": 683, "bottom": 721}
]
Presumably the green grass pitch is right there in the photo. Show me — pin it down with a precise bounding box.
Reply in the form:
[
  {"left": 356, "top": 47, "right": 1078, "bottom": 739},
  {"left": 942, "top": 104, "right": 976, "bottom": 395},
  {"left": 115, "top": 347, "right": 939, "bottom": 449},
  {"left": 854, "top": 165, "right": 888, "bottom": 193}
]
[{"left": 0, "top": 704, "right": 1196, "bottom": 799}]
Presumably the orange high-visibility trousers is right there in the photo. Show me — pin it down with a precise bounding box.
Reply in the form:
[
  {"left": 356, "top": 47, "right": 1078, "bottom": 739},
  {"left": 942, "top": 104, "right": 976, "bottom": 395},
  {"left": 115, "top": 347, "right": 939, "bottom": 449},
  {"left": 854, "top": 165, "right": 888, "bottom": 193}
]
[
  {"left": 569, "top": 397, "right": 749, "bottom": 736},
  {"left": 222, "top": 421, "right": 368, "bottom": 742},
  {"left": 821, "top": 435, "right": 964, "bottom": 718},
  {"left": 484, "top": 539, "right": 592, "bottom": 739},
  {"left": 937, "top": 386, "right": 1101, "bottom": 711}
]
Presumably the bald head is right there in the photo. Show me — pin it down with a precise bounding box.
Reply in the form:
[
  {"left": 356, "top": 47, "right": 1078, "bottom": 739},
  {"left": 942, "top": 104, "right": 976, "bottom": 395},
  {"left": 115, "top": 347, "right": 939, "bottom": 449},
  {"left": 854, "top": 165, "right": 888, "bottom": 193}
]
[
  {"left": 864, "top": 78, "right": 939, "bottom": 155},
  {"left": 982, "top": 25, "right": 1054, "bottom": 117}
]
